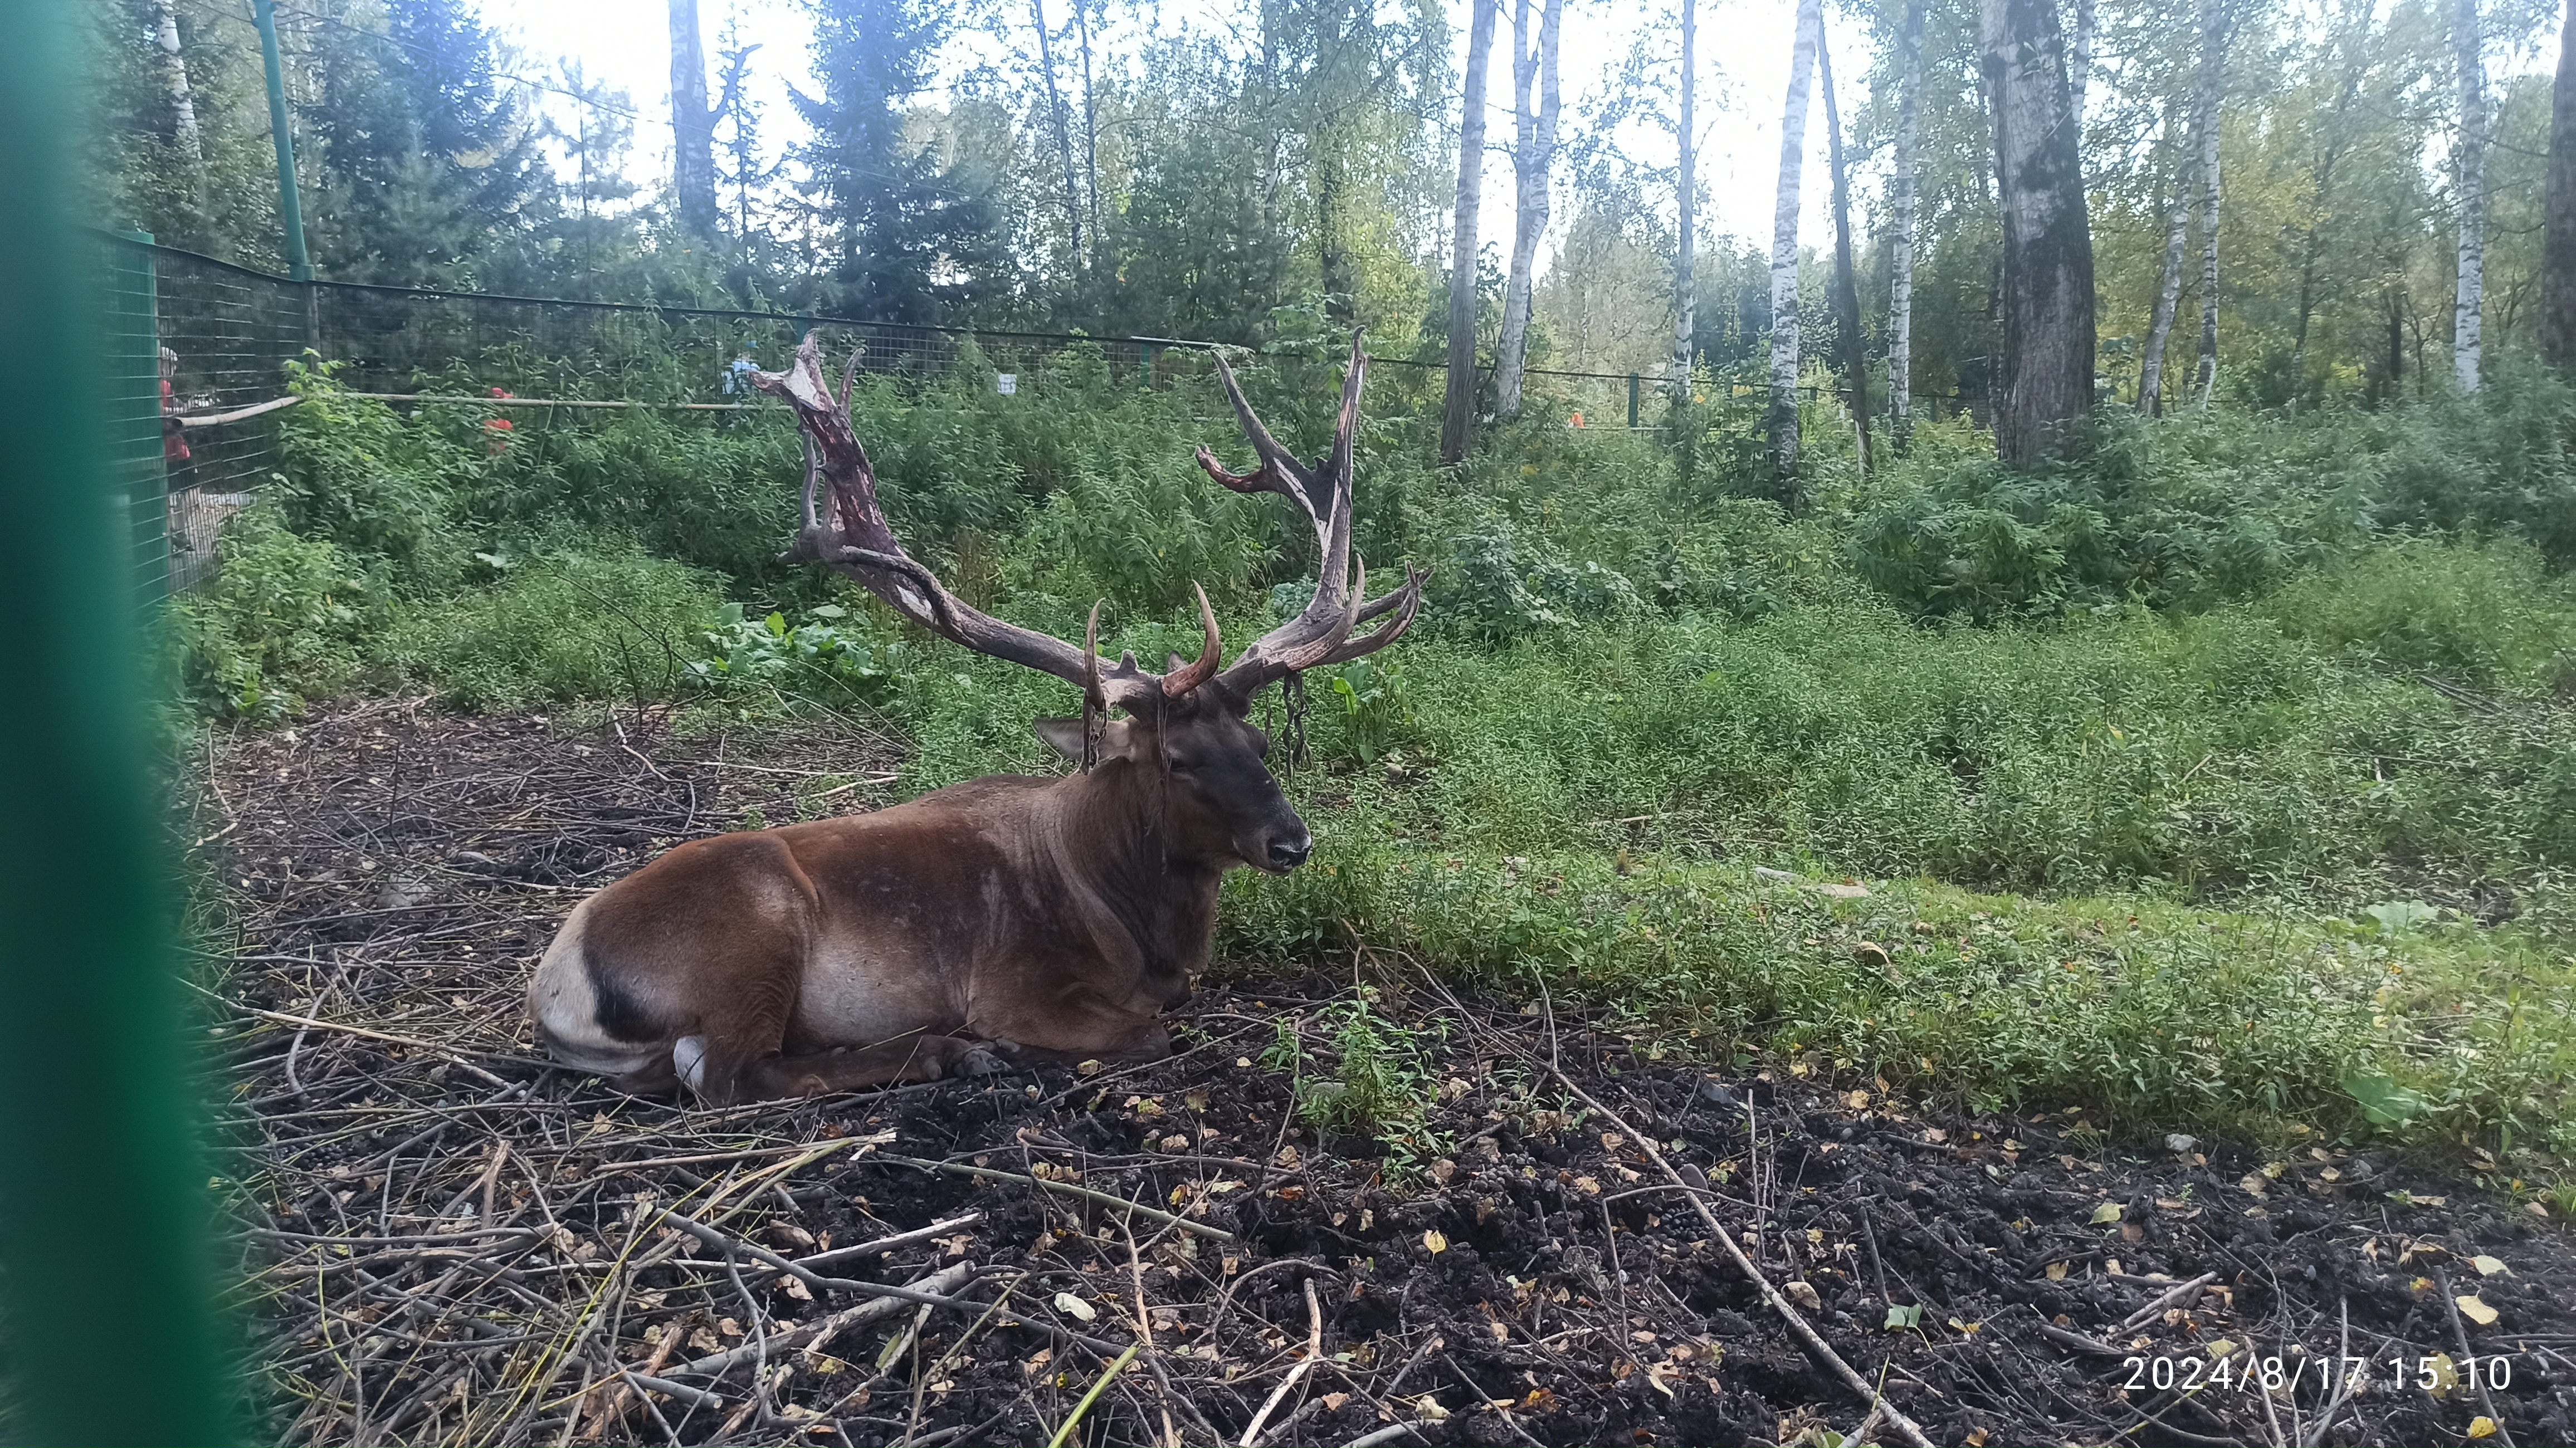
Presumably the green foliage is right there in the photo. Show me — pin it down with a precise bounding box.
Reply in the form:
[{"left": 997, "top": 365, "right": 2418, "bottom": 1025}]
[
  {"left": 1321, "top": 658, "right": 1418, "bottom": 764},
  {"left": 169, "top": 507, "right": 370, "bottom": 721},
  {"left": 1261, "top": 989, "right": 1438, "bottom": 1143},
  {"left": 2257, "top": 537, "right": 2576, "bottom": 691},
  {"left": 688, "top": 603, "right": 908, "bottom": 711},
  {"left": 379, "top": 549, "right": 724, "bottom": 712}
]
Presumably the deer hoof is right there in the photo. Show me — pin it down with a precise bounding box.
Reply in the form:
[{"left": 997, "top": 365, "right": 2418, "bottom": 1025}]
[
  {"left": 952, "top": 1041, "right": 1019, "bottom": 1078},
  {"left": 673, "top": 1035, "right": 709, "bottom": 1094}
]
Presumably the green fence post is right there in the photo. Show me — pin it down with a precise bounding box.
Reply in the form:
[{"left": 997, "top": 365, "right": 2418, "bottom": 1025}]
[
  {"left": 104, "top": 231, "right": 170, "bottom": 609},
  {"left": 0, "top": 4, "right": 232, "bottom": 1445}
]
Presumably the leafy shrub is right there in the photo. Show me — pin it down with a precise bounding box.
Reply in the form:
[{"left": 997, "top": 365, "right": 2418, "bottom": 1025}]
[
  {"left": 1320, "top": 657, "right": 1419, "bottom": 764},
  {"left": 269, "top": 359, "right": 465, "bottom": 579},
  {"left": 687, "top": 603, "right": 908, "bottom": 710},
  {"left": 170, "top": 506, "right": 371, "bottom": 720},
  {"left": 381, "top": 549, "right": 723, "bottom": 712},
  {"left": 2257, "top": 537, "right": 2576, "bottom": 691}
]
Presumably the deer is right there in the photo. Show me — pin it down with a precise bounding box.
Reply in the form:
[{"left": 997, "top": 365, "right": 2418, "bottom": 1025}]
[{"left": 527, "top": 331, "right": 1425, "bottom": 1103}]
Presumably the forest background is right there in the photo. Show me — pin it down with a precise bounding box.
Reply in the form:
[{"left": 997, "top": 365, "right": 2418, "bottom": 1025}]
[{"left": 86, "top": 0, "right": 2576, "bottom": 1182}]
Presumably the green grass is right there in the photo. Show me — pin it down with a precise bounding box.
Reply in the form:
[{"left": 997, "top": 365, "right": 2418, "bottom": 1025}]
[{"left": 174, "top": 351, "right": 2576, "bottom": 1190}]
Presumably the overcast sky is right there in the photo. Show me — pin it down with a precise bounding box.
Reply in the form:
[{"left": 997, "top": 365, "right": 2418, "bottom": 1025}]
[{"left": 483, "top": 0, "right": 2562, "bottom": 274}]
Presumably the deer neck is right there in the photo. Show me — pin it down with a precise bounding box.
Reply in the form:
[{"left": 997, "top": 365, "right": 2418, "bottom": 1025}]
[{"left": 1054, "top": 760, "right": 1223, "bottom": 979}]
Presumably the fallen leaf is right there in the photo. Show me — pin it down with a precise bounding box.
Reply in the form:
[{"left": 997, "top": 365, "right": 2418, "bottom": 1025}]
[
  {"left": 2206, "top": 1339, "right": 2238, "bottom": 1358},
  {"left": 1947, "top": 1317, "right": 1982, "bottom": 1334},
  {"left": 1053, "top": 1292, "right": 1097, "bottom": 1323},
  {"left": 1844, "top": 1089, "right": 1871, "bottom": 1111},
  {"left": 1076, "top": 1059, "right": 1103, "bottom": 1076},
  {"left": 1783, "top": 1280, "right": 1822, "bottom": 1311},
  {"left": 2427, "top": 1353, "right": 2461, "bottom": 1399},
  {"left": 1967, "top": 1431, "right": 1991, "bottom": 1447},
  {"left": 1423, "top": 1230, "right": 1449, "bottom": 1255},
  {"left": 1414, "top": 1395, "right": 1450, "bottom": 1422},
  {"left": 2472, "top": 1254, "right": 2510, "bottom": 1277},
  {"left": 2240, "top": 1171, "right": 2270, "bottom": 1197},
  {"left": 2468, "top": 1416, "right": 2500, "bottom": 1440},
  {"left": 1022, "top": 1349, "right": 1053, "bottom": 1377},
  {"left": 780, "top": 1275, "right": 814, "bottom": 1302},
  {"left": 1884, "top": 1304, "right": 1923, "bottom": 1330},
  {"left": 2046, "top": 1261, "right": 2069, "bottom": 1281},
  {"left": 1573, "top": 1176, "right": 1602, "bottom": 1196},
  {"left": 2456, "top": 1294, "right": 2499, "bottom": 1327},
  {"left": 2091, "top": 1202, "right": 2125, "bottom": 1225}
]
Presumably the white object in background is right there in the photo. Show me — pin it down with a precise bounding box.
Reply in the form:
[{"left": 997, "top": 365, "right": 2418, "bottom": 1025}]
[{"left": 996, "top": 373, "right": 1017, "bottom": 395}]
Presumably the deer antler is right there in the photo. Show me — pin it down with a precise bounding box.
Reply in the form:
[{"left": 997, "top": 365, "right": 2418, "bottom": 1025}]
[
  {"left": 1200, "top": 330, "right": 1430, "bottom": 693},
  {"left": 755, "top": 331, "right": 1218, "bottom": 708}
]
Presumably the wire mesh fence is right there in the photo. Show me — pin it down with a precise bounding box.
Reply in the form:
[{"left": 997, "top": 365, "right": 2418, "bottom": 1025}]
[{"left": 100, "top": 230, "right": 1983, "bottom": 598}]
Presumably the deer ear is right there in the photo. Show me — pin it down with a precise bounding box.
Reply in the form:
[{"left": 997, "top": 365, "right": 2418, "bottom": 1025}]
[{"left": 1033, "top": 717, "right": 1133, "bottom": 761}]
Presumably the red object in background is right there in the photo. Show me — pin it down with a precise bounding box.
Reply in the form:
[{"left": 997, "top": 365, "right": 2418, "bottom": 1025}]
[
  {"left": 161, "top": 377, "right": 190, "bottom": 466},
  {"left": 483, "top": 415, "right": 514, "bottom": 456},
  {"left": 1569, "top": 411, "right": 1584, "bottom": 429}
]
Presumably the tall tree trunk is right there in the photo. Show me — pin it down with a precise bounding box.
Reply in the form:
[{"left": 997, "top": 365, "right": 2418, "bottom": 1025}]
[
  {"left": 2454, "top": 0, "right": 2487, "bottom": 391},
  {"left": 667, "top": 0, "right": 719, "bottom": 240},
  {"left": 2189, "top": 0, "right": 2227, "bottom": 412},
  {"left": 1767, "top": 0, "right": 1820, "bottom": 482},
  {"left": 1981, "top": 0, "right": 2095, "bottom": 465},
  {"left": 2544, "top": 0, "right": 2576, "bottom": 368},
  {"left": 1818, "top": 23, "right": 1871, "bottom": 475},
  {"left": 1031, "top": 0, "right": 1085, "bottom": 268},
  {"left": 2138, "top": 104, "right": 2189, "bottom": 413},
  {"left": 152, "top": 0, "right": 203, "bottom": 180},
  {"left": 1075, "top": 0, "right": 1101, "bottom": 246},
  {"left": 1671, "top": 0, "right": 1699, "bottom": 401},
  {"left": 2069, "top": 0, "right": 2094, "bottom": 133},
  {"left": 2290, "top": 0, "right": 2372, "bottom": 412},
  {"left": 1442, "top": 0, "right": 1500, "bottom": 464},
  {"left": 1890, "top": 0, "right": 1924, "bottom": 450},
  {"left": 1496, "top": 0, "right": 1563, "bottom": 419}
]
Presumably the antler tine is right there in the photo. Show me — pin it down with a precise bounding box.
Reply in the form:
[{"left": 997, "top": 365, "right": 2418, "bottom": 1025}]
[
  {"left": 1159, "top": 583, "right": 1223, "bottom": 697},
  {"left": 757, "top": 331, "right": 1174, "bottom": 709},
  {"left": 1213, "top": 333, "right": 1380, "bottom": 693},
  {"left": 1313, "top": 566, "right": 1431, "bottom": 667}
]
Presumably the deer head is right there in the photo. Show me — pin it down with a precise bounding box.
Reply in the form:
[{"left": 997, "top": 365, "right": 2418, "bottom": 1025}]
[{"left": 752, "top": 330, "right": 1426, "bottom": 873}]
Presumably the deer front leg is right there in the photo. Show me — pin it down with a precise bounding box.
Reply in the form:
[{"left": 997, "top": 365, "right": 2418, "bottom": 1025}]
[{"left": 734, "top": 1033, "right": 1015, "bottom": 1100}]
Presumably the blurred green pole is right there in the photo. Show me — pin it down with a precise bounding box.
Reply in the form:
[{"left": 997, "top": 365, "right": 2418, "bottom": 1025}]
[
  {"left": 252, "top": 0, "right": 311, "bottom": 284},
  {"left": 0, "top": 4, "right": 233, "bottom": 1445}
]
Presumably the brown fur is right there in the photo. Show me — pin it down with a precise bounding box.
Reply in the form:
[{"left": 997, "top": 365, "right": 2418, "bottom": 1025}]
[{"left": 528, "top": 691, "right": 1301, "bottom": 1103}]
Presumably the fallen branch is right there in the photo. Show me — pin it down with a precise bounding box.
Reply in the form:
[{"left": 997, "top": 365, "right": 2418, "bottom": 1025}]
[
  {"left": 879, "top": 1154, "right": 1235, "bottom": 1241},
  {"left": 1533, "top": 1061, "right": 1934, "bottom": 1448},
  {"left": 2119, "top": 1272, "right": 2219, "bottom": 1332},
  {"left": 792, "top": 1212, "right": 984, "bottom": 1271},
  {"left": 1238, "top": 1278, "right": 1324, "bottom": 1446},
  {"left": 659, "top": 1261, "right": 975, "bottom": 1380}
]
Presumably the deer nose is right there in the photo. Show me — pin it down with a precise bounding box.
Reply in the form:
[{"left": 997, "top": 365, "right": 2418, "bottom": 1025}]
[{"left": 1267, "top": 833, "right": 1313, "bottom": 870}]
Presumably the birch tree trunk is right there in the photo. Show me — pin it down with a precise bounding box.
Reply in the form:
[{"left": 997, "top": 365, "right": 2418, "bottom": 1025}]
[
  {"left": 2138, "top": 104, "right": 2189, "bottom": 413},
  {"left": 1982, "top": 0, "right": 2095, "bottom": 464},
  {"left": 2189, "top": 0, "right": 2227, "bottom": 412},
  {"left": 152, "top": 0, "right": 203, "bottom": 179},
  {"left": 1441, "top": 0, "right": 1500, "bottom": 464},
  {"left": 1496, "top": 0, "right": 1563, "bottom": 420},
  {"left": 1075, "top": 0, "right": 1101, "bottom": 244},
  {"left": 2454, "top": 0, "right": 2487, "bottom": 392},
  {"left": 1818, "top": 23, "right": 1872, "bottom": 475},
  {"left": 1890, "top": 0, "right": 1924, "bottom": 450},
  {"left": 2543, "top": 0, "right": 2576, "bottom": 368},
  {"left": 2069, "top": 0, "right": 2094, "bottom": 135},
  {"left": 1031, "top": 0, "right": 1085, "bottom": 268},
  {"left": 1671, "top": 0, "right": 1699, "bottom": 402},
  {"left": 1767, "top": 0, "right": 1821, "bottom": 481}
]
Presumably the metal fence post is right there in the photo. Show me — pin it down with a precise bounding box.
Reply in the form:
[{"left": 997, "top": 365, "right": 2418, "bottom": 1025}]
[
  {"left": 252, "top": 0, "right": 320, "bottom": 354},
  {"left": 0, "top": 5, "right": 233, "bottom": 1444},
  {"left": 1627, "top": 373, "right": 1640, "bottom": 429},
  {"left": 104, "top": 230, "right": 170, "bottom": 608}
]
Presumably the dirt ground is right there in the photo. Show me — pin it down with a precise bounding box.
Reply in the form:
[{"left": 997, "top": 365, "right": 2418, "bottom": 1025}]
[{"left": 203, "top": 701, "right": 2576, "bottom": 1447}]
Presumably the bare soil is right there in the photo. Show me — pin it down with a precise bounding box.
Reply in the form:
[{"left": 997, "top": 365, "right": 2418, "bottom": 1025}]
[{"left": 205, "top": 701, "right": 2576, "bottom": 1446}]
